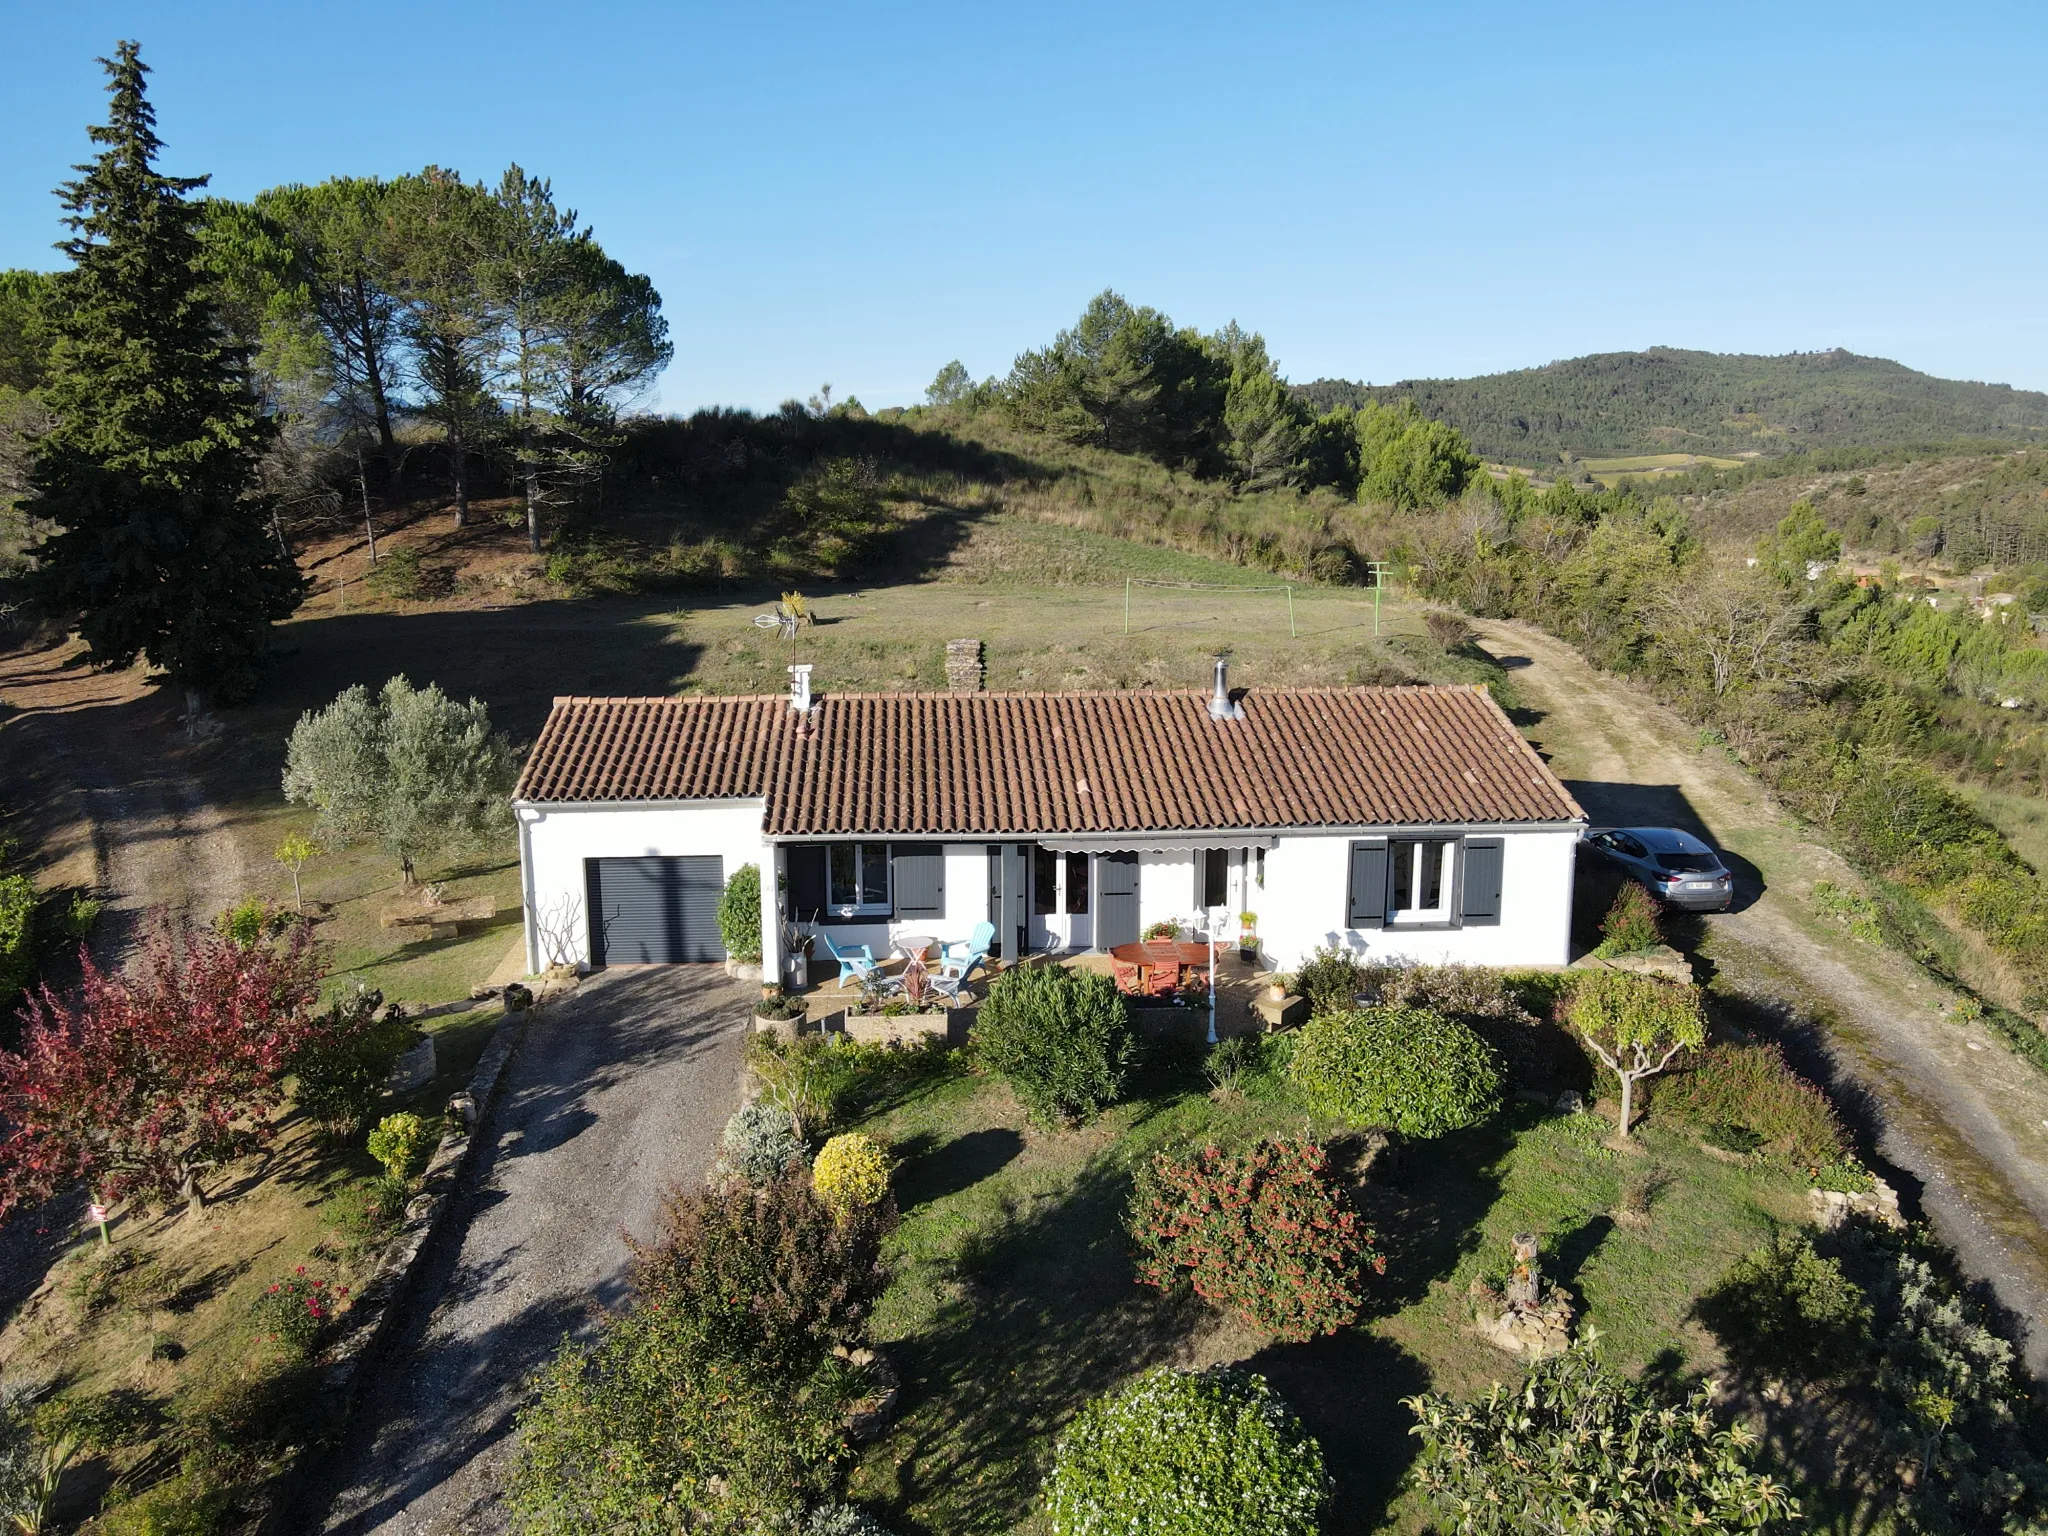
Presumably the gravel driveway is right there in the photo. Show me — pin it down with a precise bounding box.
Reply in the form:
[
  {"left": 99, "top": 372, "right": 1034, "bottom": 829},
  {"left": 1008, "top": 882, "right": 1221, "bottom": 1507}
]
[{"left": 299, "top": 965, "right": 749, "bottom": 1534}]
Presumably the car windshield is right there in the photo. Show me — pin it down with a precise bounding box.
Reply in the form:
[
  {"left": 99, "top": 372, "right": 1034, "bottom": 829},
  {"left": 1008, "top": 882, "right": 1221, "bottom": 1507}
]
[{"left": 1658, "top": 853, "right": 1720, "bottom": 874}]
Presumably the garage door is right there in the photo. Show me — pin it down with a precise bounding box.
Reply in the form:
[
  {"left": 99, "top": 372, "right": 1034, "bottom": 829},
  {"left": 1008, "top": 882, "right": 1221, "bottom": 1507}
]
[{"left": 585, "top": 856, "right": 726, "bottom": 965}]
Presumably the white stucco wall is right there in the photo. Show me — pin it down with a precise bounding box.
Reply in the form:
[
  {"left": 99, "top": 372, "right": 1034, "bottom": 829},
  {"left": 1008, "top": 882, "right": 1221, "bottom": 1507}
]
[
  {"left": 1253, "top": 828, "right": 1577, "bottom": 970},
  {"left": 519, "top": 800, "right": 772, "bottom": 973}
]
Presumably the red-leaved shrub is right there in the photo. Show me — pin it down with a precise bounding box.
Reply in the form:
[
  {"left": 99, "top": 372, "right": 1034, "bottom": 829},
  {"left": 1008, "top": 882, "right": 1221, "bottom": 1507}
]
[{"left": 1130, "top": 1136, "right": 1381, "bottom": 1342}]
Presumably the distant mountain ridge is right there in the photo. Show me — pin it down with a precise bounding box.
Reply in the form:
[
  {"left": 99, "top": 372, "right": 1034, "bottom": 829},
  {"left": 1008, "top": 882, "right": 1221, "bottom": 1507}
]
[{"left": 1293, "top": 347, "right": 2048, "bottom": 463}]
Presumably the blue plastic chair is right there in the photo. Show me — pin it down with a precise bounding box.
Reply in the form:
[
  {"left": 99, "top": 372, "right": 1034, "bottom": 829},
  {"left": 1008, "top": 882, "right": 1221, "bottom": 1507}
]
[
  {"left": 820, "top": 933, "right": 879, "bottom": 986},
  {"left": 930, "top": 942, "right": 990, "bottom": 1000},
  {"left": 939, "top": 921, "right": 996, "bottom": 967}
]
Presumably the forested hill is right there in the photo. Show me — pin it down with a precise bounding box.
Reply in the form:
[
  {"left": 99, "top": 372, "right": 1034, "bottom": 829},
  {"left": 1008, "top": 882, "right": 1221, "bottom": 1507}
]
[{"left": 1294, "top": 348, "right": 2048, "bottom": 463}]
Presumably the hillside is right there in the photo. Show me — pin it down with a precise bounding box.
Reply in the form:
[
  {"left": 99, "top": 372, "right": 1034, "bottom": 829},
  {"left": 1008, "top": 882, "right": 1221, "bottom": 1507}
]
[{"left": 1296, "top": 347, "right": 2048, "bottom": 463}]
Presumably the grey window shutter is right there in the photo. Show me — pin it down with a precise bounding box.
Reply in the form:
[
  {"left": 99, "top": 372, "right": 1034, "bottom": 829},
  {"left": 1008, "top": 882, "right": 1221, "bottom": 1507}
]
[
  {"left": 1348, "top": 840, "right": 1388, "bottom": 928},
  {"left": 1461, "top": 838, "right": 1504, "bottom": 927},
  {"left": 892, "top": 845, "right": 945, "bottom": 920}
]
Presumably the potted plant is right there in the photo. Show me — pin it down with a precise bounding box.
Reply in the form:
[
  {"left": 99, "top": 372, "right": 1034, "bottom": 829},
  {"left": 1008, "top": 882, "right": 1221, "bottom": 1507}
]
[
  {"left": 1238, "top": 911, "right": 1258, "bottom": 963},
  {"left": 1142, "top": 920, "right": 1179, "bottom": 942}
]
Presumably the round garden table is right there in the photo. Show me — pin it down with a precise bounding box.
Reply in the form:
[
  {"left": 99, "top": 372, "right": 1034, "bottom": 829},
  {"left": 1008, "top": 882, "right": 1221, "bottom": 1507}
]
[{"left": 1107, "top": 940, "right": 1214, "bottom": 993}]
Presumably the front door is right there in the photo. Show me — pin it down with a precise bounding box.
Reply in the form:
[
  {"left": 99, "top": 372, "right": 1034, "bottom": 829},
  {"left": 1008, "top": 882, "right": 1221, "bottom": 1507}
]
[
  {"left": 1030, "top": 848, "right": 1095, "bottom": 951},
  {"left": 1096, "top": 851, "right": 1140, "bottom": 949}
]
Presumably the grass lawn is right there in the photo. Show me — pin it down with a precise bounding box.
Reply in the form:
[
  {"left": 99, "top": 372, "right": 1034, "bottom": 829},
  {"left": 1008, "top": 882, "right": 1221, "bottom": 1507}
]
[
  {"left": 844, "top": 1048, "right": 1812, "bottom": 1535},
  {"left": 1957, "top": 780, "right": 2048, "bottom": 877}
]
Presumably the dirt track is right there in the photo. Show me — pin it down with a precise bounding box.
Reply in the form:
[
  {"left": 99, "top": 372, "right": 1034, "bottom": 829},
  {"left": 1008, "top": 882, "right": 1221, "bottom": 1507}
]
[{"left": 1477, "top": 618, "right": 2048, "bottom": 1373}]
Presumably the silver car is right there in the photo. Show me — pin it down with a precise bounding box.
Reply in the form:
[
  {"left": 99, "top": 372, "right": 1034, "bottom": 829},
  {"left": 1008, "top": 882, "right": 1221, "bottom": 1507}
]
[{"left": 1585, "top": 827, "right": 1734, "bottom": 912}]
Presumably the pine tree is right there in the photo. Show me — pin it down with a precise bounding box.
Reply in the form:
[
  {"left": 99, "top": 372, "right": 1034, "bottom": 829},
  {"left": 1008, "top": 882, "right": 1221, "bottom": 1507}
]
[{"left": 28, "top": 42, "right": 304, "bottom": 702}]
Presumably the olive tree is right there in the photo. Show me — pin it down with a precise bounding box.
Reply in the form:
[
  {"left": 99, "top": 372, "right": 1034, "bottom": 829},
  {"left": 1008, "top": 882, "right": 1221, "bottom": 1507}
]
[
  {"left": 1563, "top": 971, "right": 1707, "bottom": 1140},
  {"left": 283, "top": 675, "right": 515, "bottom": 885}
]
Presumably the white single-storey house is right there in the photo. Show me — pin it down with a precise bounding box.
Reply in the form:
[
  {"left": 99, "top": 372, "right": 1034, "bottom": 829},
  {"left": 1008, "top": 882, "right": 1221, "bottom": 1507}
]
[{"left": 512, "top": 663, "right": 1587, "bottom": 982}]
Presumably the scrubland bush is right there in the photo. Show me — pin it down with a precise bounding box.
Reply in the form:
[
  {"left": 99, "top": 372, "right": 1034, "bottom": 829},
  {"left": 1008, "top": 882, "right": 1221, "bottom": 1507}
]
[
  {"left": 1697, "top": 1234, "right": 1872, "bottom": 1381},
  {"left": 971, "top": 965, "right": 1133, "bottom": 1128},
  {"left": 291, "top": 986, "right": 417, "bottom": 1136},
  {"left": 1287, "top": 1006, "right": 1502, "bottom": 1137},
  {"left": 1653, "top": 1041, "right": 1868, "bottom": 1185},
  {"left": 1130, "top": 1136, "right": 1380, "bottom": 1341},
  {"left": 1043, "top": 1367, "right": 1327, "bottom": 1536}
]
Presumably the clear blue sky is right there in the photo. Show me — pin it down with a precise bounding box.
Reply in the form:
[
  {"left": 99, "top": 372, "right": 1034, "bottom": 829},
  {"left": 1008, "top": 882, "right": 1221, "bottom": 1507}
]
[{"left": 4, "top": 2, "right": 2044, "bottom": 412}]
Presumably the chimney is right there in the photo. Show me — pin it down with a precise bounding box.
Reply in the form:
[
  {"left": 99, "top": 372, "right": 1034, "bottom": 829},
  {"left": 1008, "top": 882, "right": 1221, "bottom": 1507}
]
[
  {"left": 1208, "top": 655, "right": 1242, "bottom": 720},
  {"left": 945, "top": 638, "right": 985, "bottom": 693},
  {"left": 788, "top": 663, "right": 813, "bottom": 714}
]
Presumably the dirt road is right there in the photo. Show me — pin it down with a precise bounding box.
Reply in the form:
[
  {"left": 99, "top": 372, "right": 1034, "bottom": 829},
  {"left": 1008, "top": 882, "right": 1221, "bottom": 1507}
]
[
  {"left": 1476, "top": 618, "right": 2048, "bottom": 1372},
  {"left": 0, "top": 640, "right": 252, "bottom": 959}
]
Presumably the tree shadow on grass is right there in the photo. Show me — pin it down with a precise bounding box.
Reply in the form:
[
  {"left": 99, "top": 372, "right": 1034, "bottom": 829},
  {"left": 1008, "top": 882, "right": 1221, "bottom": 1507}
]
[
  {"left": 855, "top": 1159, "right": 1200, "bottom": 1535},
  {"left": 1242, "top": 1330, "right": 1431, "bottom": 1534},
  {"left": 1356, "top": 1116, "right": 1514, "bottom": 1316},
  {"left": 892, "top": 1128, "right": 1025, "bottom": 1210}
]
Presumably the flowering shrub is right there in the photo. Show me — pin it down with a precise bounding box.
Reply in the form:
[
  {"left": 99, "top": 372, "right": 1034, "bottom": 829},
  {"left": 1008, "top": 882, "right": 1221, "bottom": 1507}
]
[
  {"left": 252, "top": 1266, "right": 346, "bottom": 1358},
  {"left": 719, "top": 1100, "right": 807, "bottom": 1185},
  {"left": 812, "top": 1133, "right": 890, "bottom": 1216},
  {"left": 1130, "top": 1136, "right": 1380, "bottom": 1340},
  {"left": 1287, "top": 1006, "right": 1503, "bottom": 1137},
  {"left": 366, "top": 1111, "right": 430, "bottom": 1183},
  {"left": 1042, "top": 1366, "right": 1327, "bottom": 1536},
  {"left": 1593, "top": 881, "right": 1663, "bottom": 956},
  {"left": 1653, "top": 1042, "right": 1868, "bottom": 1185}
]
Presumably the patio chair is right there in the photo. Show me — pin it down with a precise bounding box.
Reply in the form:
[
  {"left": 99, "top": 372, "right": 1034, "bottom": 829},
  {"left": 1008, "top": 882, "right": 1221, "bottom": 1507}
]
[
  {"left": 1112, "top": 960, "right": 1143, "bottom": 994},
  {"left": 939, "top": 921, "right": 996, "bottom": 966},
  {"left": 929, "top": 942, "right": 989, "bottom": 1001},
  {"left": 1144, "top": 962, "right": 1181, "bottom": 999},
  {"left": 819, "top": 933, "right": 879, "bottom": 987}
]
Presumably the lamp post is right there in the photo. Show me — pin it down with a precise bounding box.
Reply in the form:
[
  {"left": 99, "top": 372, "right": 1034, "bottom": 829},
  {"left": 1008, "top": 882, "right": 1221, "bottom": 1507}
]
[{"left": 1205, "top": 905, "right": 1222, "bottom": 1045}]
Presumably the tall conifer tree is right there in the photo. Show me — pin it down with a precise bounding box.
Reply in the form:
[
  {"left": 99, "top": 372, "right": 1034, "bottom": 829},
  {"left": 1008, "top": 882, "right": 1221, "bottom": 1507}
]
[{"left": 28, "top": 42, "right": 304, "bottom": 702}]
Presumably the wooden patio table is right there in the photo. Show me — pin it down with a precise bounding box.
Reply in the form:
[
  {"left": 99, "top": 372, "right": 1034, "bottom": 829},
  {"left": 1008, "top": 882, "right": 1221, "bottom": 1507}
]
[{"left": 1107, "top": 940, "right": 1213, "bottom": 991}]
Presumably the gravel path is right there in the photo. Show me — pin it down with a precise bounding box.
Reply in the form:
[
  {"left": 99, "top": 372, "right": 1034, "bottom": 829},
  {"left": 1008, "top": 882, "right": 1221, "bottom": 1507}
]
[
  {"left": 297, "top": 965, "right": 750, "bottom": 1534},
  {"left": 1479, "top": 618, "right": 2048, "bottom": 1372}
]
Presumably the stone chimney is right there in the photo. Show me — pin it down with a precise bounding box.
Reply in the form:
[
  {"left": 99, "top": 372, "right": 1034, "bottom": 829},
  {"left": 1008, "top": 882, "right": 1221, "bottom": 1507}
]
[{"left": 946, "top": 638, "right": 984, "bottom": 694}]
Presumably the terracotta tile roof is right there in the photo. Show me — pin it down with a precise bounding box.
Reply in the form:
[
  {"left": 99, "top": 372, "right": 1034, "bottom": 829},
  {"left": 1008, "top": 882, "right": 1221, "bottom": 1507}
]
[{"left": 514, "top": 685, "right": 1585, "bottom": 834}]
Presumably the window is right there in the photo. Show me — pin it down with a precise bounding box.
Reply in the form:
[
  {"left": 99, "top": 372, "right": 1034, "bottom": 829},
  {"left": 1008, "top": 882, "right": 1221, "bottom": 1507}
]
[
  {"left": 1066, "top": 851, "right": 1090, "bottom": 914},
  {"left": 827, "top": 842, "right": 890, "bottom": 913},
  {"left": 1200, "top": 849, "right": 1229, "bottom": 910},
  {"left": 1389, "top": 839, "right": 1452, "bottom": 923}
]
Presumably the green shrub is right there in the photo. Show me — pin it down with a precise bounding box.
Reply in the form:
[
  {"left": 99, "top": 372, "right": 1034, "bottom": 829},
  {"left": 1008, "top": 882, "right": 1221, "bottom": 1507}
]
[
  {"left": 91, "top": 1472, "right": 238, "bottom": 1535},
  {"left": 250, "top": 1267, "right": 344, "bottom": 1359},
  {"left": 971, "top": 964, "right": 1134, "bottom": 1128},
  {"left": 292, "top": 986, "right": 417, "bottom": 1136},
  {"left": 1653, "top": 1042, "right": 1865, "bottom": 1183},
  {"left": 745, "top": 1034, "right": 955, "bottom": 1138},
  {"left": 1290, "top": 945, "right": 1366, "bottom": 1017},
  {"left": 363, "top": 546, "right": 427, "bottom": 600},
  {"left": 790, "top": 1506, "right": 896, "bottom": 1536},
  {"left": 323, "top": 1172, "right": 410, "bottom": 1258},
  {"left": 1287, "top": 1006, "right": 1502, "bottom": 1137},
  {"left": 718, "top": 863, "right": 764, "bottom": 963},
  {"left": 366, "top": 1111, "right": 431, "bottom": 1183},
  {"left": 1131, "top": 1136, "right": 1381, "bottom": 1341},
  {"left": 1042, "top": 1366, "right": 1327, "bottom": 1536},
  {"left": 1697, "top": 1233, "right": 1872, "bottom": 1382},
  {"left": 211, "top": 896, "right": 294, "bottom": 948},
  {"left": 1593, "top": 881, "right": 1663, "bottom": 956},
  {"left": 630, "top": 1172, "right": 892, "bottom": 1376},
  {"left": 718, "top": 1100, "right": 806, "bottom": 1185},
  {"left": 1405, "top": 1341, "right": 1800, "bottom": 1534},
  {"left": 1812, "top": 879, "right": 1883, "bottom": 942},
  {"left": 0, "top": 870, "right": 36, "bottom": 1009},
  {"left": 511, "top": 1286, "right": 860, "bottom": 1533}
]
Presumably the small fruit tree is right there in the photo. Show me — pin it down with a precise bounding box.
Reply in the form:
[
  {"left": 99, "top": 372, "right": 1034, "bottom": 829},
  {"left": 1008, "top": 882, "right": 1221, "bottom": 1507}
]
[
  {"left": 1405, "top": 1339, "right": 1799, "bottom": 1534},
  {"left": 282, "top": 675, "right": 515, "bottom": 885},
  {"left": 0, "top": 917, "right": 325, "bottom": 1218},
  {"left": 1563, "top": 971, "right": 1707, "bottom": 1140}
]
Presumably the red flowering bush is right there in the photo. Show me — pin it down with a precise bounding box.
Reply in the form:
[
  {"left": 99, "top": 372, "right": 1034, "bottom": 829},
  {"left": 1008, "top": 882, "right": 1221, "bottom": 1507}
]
[
  {"left": 252, "top": 1265, "right": 347, "bottom": 1358},
  {"left": 1129, "top": 1136, "right": 1381, "bottom": 1342}
]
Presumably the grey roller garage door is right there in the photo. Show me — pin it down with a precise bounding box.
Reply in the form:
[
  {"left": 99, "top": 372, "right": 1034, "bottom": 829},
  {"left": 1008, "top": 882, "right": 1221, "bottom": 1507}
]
[{"left": 585, "top": 856, "right": 726, "bottom": 965}]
